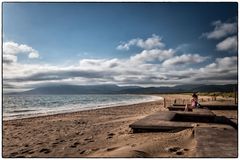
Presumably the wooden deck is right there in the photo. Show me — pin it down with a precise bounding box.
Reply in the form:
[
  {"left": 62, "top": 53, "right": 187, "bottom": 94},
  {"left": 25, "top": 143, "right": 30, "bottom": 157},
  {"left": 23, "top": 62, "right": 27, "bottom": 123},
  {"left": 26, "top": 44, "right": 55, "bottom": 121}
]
[{"left": 194, "top": 127, "right": 237, "bottom": 157}]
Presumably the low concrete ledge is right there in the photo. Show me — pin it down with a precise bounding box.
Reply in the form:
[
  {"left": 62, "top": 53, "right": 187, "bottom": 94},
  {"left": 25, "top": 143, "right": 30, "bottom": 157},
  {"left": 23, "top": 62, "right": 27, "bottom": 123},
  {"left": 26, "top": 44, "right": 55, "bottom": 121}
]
[
  {"left": 201, "top": 104, "right": 238, "bottom": 110},
  {"left": 173, "top": 109, "right": 216, "bottom": 123},
  {"left": 129, "top": 109, "right": 216, "bottom": 132},
  {"left": 129, "top": 120, "right": 193, "bottom": 133},
  {"left": 168, "top": 105, "right": 185, "bottom": 111},
  {"left": 194, "top": 127, "right": 237, "bottom": 157},
  {"left": 169, "top": 104, "right": 238, "bottom": 110}
]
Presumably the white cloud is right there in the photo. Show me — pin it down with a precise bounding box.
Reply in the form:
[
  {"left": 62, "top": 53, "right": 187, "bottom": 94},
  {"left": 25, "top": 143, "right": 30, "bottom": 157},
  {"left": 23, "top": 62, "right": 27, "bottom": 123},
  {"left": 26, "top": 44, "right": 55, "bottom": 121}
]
[
  {"left": 137, "top": 34, "right": 165, "bottom": 49},
  {"left": 3, "top": 41, "right": 39, "bottom": 60},
  {"left": 130, "top": 49, "right": 174, "bottom": 63},
  {"left": 28, "top": 51, "right": 39, "bottom": 58},
  {"left": 216, "top": 35, "right": 237, "bottom": 52},
  {"left": 204, "top": 56, "right": 237, "bottom": 70},
  {"left": 79, "top": 58, "right": 120, "bottom": 69},
  {"left": 3, "top": 54, "right": 17, "bottom": 64},
  {"left": 202, "top": 20, "right": 237, "bottom": 39},
  {"left": 116, "top": 39, "right": 138, "bottom": 50},
  {"left": 117, "top": 34, "right": 165, "bottom": 50},
  {"left": 162, "top": 54, "right": 208, "bottom": 67}
]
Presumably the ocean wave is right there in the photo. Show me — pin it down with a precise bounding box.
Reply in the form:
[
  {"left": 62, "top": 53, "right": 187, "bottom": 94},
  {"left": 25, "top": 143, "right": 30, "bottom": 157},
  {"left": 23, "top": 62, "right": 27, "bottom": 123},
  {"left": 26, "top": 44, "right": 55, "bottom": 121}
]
[{"left": 3, "top": 94, "right": 163, "bottom": 120}]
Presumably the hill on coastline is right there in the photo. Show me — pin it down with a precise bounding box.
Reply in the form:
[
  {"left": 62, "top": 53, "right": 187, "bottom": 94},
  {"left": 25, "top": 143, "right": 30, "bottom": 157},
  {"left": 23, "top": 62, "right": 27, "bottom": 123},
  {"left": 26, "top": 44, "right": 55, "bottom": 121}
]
[{"left": 7, "top": 84, "right": 237, "bottom": 95}]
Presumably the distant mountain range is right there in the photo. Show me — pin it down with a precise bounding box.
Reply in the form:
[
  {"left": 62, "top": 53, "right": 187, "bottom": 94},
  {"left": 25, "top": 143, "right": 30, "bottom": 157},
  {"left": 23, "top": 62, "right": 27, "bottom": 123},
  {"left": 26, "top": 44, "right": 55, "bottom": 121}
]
[{"left": 7, "top": 84, "right": 237, "bottom": 95}]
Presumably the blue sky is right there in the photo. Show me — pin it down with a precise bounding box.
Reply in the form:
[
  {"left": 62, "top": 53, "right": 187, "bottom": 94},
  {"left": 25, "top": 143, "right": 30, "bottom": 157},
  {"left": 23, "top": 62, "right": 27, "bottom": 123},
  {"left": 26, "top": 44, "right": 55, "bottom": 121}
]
[{"left": 3, "top": 3, "right": 238, "bottom": 91}]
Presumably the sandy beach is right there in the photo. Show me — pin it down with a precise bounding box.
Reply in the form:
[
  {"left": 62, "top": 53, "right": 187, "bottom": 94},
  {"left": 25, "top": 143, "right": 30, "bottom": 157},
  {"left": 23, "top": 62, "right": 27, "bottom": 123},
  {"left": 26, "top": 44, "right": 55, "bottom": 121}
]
[{"left": 2, "top": 94, "right": 237, "bottom": 158}]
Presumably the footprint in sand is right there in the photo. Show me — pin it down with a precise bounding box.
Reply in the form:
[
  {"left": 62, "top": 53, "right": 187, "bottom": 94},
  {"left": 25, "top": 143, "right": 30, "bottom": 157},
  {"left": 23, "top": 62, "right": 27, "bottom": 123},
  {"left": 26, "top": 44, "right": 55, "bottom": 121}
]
[
  {"left": 108, "top": 133, "right": 115, "bottom": 136},
  {"left": 167, "top": 147, "right": 181, "bottom": 152},
  {"left": 52, "top": 141, "right": 59, "bottom": 145},
  {"left": 132, "top": 150, "right": 149, "bottom": 158},
  {"left": 20, "top": 148, "right": 33, "bottom": 154},
  {"left": 70, "top": 142, "right": 80, "bottom": 148},
  {"left": 70, "top": 145, "right": 77, "bottom": 148},
  {"left": 37, "top": 142, "right": 43, "bottom": 145},
  {"left": 106, "top": 147, "right": 119, "bottom": 151},
  {"left": 118, "top": 131, "right": 125, "bottom": 135},
  {"left": 84, "top": 137, "right": 94, "bottom": 142},
  {"left": 39, "top": 148, "right": 51, "bottom": 154},
  {"left": 52, "top": 142, "right": 59, "bottom": 147},
  {"left": 167, "top": 147, "right": 189, "bottom": 155},
  {"left": 79, "top": 150, "right": 85, "bottom": 154},
  {"left": 107, "top": 133, "right": 115, "bottom": 139},
  {"left": 131, "top": 144, "right": 136, "bottom": 147},
  {"left": 9, "top": 152, "right": 18, "bottom": 157},
  {"left": 28, "top": 151, "right": 35, "bottom": 154},
  {"left": 79, "top": 149, "right": 92, "bottom": 155},
  {"left": 91, "top": 148, "right": 99, "bottom": 152},
  {"left": 176, "top": 151, "right": 184, "bottom": 155}
]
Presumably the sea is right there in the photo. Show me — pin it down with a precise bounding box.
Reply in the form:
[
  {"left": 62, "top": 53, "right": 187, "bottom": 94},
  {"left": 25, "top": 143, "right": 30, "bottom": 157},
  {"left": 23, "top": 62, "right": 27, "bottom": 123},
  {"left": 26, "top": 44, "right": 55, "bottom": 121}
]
[{"left": 3, "top": 94, "right": 163, "bottom": 120}]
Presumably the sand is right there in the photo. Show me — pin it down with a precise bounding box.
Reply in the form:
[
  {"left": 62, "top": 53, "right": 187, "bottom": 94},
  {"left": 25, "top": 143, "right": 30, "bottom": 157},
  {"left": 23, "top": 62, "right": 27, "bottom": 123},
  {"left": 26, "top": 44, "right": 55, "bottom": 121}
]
[{"left": 2, "top": 94, "right": 237, "bottom": 157}]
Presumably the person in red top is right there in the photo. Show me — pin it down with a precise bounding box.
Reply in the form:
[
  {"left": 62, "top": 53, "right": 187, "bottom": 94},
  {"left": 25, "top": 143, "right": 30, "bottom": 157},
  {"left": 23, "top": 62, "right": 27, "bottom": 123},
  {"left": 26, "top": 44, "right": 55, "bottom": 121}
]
[{"left": 185, "top": 93, "right": 200, "bottom": 111}]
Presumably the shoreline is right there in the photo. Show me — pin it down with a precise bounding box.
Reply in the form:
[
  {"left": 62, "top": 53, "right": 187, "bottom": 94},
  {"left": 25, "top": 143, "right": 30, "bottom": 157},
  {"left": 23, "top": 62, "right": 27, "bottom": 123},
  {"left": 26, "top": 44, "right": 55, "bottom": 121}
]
[
  {"left": 3, "top": 94, "right": 163, "bottom": 121},
  {"left": 3, "top": 99, "right": 163, "bottom": 122}
]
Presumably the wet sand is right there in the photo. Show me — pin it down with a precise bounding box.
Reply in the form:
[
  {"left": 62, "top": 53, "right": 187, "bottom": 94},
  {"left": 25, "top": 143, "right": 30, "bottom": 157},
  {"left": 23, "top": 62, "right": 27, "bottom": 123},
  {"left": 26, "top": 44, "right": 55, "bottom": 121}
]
[{"left": 2, "top": 94, "right": 237, "bottom": 157}]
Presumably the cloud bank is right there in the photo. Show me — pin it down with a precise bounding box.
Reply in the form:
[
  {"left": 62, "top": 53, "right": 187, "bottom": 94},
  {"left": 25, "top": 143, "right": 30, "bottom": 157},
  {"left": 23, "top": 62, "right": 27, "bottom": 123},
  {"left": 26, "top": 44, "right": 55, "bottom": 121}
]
[{"left": 3, "top": 34, "right": 237, "bottom": 91}]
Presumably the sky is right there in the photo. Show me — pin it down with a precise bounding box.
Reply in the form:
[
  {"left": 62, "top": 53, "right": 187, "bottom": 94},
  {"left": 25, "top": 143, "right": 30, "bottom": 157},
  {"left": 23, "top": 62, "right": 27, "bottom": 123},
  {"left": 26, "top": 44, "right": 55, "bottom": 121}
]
[{"left": 2, "top": 2, "right": 238, "bottom": 92}]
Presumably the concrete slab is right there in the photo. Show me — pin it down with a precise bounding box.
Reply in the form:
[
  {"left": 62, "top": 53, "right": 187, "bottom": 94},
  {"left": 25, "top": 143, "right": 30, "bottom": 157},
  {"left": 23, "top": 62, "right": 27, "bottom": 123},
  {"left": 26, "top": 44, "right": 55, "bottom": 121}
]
[
  {"left": 129, "top": 109, "right": 216, "bottom": 132},
  {"left": 129, "top": 119, "right": 193, "bottom": 132},
  {"left": 213, "top": 116, "right": 238, "bottom": 129},
  {"left": 169, "top": 104, "right": 238, "bottom": 110},
  {"left": 137, "top": 111, "right": 176, "bottom": 121},
  {"left": 194, "top": 127, "right": 237, "bottom": 157},
  {"left": 231, "top": 119, "right": 237, "bottom": 124},
  {"left": 173, "top": 109, "right": 216, "bottom": 123},
  {"left": 201, "top": 104, "right": 238, "bottom": 110},
  {"left": 168, "top": 105, "right": 185, "bottom": 111},
  {"left": 172, "top": 104, "right": 186, "bottom": 106}
]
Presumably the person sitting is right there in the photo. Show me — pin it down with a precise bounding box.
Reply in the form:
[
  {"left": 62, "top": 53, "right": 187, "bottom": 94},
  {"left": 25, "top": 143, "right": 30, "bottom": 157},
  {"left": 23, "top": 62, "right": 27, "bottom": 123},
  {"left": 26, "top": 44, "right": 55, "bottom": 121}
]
[{"left": 185, "top": 93, "right": 201, "bottom": 111}]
